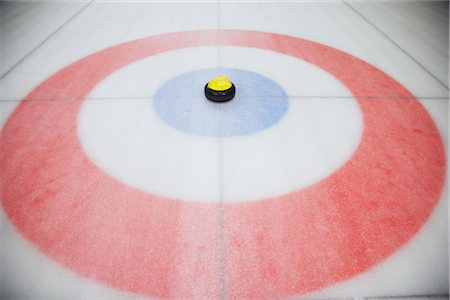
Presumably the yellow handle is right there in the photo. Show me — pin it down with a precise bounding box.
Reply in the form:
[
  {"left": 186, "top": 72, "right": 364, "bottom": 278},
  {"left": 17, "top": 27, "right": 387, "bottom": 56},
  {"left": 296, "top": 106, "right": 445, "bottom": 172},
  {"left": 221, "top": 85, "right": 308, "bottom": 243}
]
[{"left": 207, "top": 76, "right": 232, "bottom": 91}]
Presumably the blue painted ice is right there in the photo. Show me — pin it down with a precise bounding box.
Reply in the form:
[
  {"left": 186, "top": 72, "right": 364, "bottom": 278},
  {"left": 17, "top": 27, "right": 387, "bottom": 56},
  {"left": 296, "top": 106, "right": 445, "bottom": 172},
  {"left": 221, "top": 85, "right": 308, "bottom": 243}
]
[{"left": 153, "top": 68, "right": 288, "bottom": 137}]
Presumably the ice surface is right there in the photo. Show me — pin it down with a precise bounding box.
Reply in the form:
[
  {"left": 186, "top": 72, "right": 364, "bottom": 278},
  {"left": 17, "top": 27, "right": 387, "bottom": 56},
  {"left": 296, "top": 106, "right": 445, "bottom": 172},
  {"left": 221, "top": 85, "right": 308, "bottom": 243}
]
[
  {"left": 350, "top": 1, "right": 449, "bottom": 87},
  {"left": 0, "top": 1, "right": 448, "bottom": 299},
  {"left": 0, "top": 1, "right": 88, "bottom": 77}
]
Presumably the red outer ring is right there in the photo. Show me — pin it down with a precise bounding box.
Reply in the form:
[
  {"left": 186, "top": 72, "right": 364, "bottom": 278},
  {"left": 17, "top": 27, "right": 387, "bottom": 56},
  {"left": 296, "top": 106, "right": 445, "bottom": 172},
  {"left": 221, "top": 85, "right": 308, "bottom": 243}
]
[{"left": 0, "top": 30, "right": 446, "bottom": 298}]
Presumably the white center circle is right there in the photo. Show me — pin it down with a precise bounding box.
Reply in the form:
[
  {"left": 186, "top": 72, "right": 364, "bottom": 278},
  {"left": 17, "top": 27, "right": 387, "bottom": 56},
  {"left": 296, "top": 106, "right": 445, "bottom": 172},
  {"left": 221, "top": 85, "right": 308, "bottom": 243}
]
[{"left": 78, "top": 46, "right": 363, "bottom": 203}]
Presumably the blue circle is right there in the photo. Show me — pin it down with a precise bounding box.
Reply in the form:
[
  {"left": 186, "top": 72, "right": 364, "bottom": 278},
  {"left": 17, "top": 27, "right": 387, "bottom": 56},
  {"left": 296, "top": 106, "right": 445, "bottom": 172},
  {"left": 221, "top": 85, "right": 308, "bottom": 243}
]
[{"left": 153, "top": 68, "right": 288, "bottom": 137}]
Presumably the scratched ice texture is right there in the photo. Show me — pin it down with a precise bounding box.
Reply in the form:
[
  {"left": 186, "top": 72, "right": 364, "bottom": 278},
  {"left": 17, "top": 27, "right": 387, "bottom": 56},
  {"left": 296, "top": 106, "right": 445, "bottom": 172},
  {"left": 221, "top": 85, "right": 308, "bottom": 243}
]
[{"left": 0, "top": 1, "right": 448, "bottom": 300}]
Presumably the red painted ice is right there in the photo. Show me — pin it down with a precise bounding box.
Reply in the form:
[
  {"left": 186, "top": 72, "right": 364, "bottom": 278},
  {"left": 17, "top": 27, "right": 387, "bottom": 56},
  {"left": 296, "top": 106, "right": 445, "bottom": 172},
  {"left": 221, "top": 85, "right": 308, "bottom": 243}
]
[{"left": 0, "top": 30, "right": 446, "bottom": 299}]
